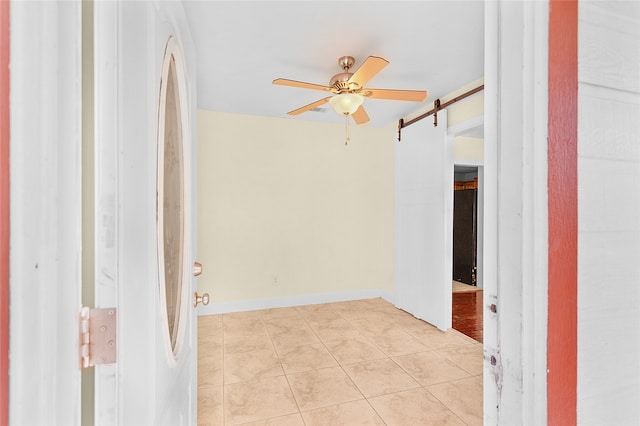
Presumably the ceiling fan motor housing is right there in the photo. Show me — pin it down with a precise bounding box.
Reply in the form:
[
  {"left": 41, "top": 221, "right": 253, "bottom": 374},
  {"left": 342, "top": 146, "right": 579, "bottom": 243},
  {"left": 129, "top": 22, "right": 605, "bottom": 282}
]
[
  {"left": 331, "top": 55, "right": 361, "bottom": 92},
  {"left": 330, "top": 72, "right": 354, "bottom": 92}
]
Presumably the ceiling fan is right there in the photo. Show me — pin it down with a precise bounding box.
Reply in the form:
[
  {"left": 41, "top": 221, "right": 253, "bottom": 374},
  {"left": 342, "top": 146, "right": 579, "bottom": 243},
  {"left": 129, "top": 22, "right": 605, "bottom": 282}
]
[{"left": 273, "top": 55, "right": 428, "bottom": 126}]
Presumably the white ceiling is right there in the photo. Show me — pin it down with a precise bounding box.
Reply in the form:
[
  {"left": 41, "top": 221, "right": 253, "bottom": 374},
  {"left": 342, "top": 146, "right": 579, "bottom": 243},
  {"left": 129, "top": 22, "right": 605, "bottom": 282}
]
[{"left": 183, "top": 1, "right": 484, "bottom": 128}]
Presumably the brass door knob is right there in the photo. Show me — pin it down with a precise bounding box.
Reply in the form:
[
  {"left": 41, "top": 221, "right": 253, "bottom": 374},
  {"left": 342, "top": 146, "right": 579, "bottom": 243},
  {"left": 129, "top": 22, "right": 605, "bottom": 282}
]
[
  {"left": 193, "top": 261, "right": 203, "bottom": 277},
  {"left": 193, "top": 292, "right": 210, "bottom": 307}
]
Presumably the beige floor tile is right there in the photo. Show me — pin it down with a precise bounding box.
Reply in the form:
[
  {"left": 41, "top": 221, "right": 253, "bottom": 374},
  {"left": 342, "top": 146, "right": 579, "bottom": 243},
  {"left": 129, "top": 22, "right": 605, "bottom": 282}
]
[
  {"left": 224, "top": 376, "right": 298, "bottom": 426},
  {"left": 260, "top": 306, "right": 303, "bottom": 321},
  {"left": 223, "top": 310, "right": 264, "bottom": 321},
  {"left": 224, "top": 320, "right": 271, "bottom": 352},
  {"left": 427, "top": 375, "right": 483, "bottom": 426},
  {"left": 309, "top": 320, "right": 362, "bottom": 341},
  {"left": 224, "top": 331, "right": 273, "bottom": 354},
  {"left": 406, "top": 326, "right": 477, "bottom": 349},
  {"left": 278, "top": 343, "right": 338, "bottom": 374},
  {"left": 269, "top": 325, "right": 320, "bottom": 350},
  {"left": 305, "top": 312, "right": 349, "bottom": 327},
  {"left": 240, "top": 413, "right": 305, "bottom": 426},
  {"left": 301, "top": 400, "right": 385, "bottom": 425},
  {"left": 199, "top": 339, "right": 222, "bottom": 360},
  {"left": 367, "top": 328, "right": 432, "bottom": 356},
  {"left": 199, "top": 352, "right": 223, "bottom": 388},
  {"left": 342, "top": 310, "right": 396, "bottom": 325},
  {"left": 263, "top": 315, "right": 307, "bottom": 329},
  {"left": 197, "top": 385, "right": 223, "bottom": 426},
  {"left": 223, "top": 316, "right": 266, "bottom": 337},
  {"left": 396, "top": 316, "right": 440, "bottom": 333},
  {"left": 199, "top": 314, "right": 223, "bottom": 329},
  {"left": 198, "top": 299, "right": 483, "bottom": 424},
  {"left": 298, "top": 309, "right": 341, "bottom": 323},
  {"left": 323, "top": 337, "right": 387, "bottom": 365},
  {"left": 368, "top": 388, "right": 466, "bottom": 426},
  {"left": 329, "top": 299, "right": 375, "bottom": 313},
  {"left": 265, "top": 320, "right": 307, "bottom": 335},
  {"left": 224, "top": 348, "right": 284, "bottom": 384},
  {"left": 199, "top": 323, "right": 223, "bottom": 346},
  {"left": 348, "top": 317, "right": 398, "bottom": 336},
  {"left": 198, "top": 325, "right": 223, "bottom": 342},
  {"left": 295, "top": 302, "right": 336, "bottom": 314},
  {"left": 392, "top": 351, "right": 472, "bottom": 386},
  {"left": 287, "top": 366, "right": 364, "bottom": 411},
  {"left": 392, "top": 312, "right": 438, "bottom": 330},
  {"left": 342, "top": 358, "right": 420, "bottom": 397},
  {"left": 438, "top": 343, "right": 484, "bottom": 376}
]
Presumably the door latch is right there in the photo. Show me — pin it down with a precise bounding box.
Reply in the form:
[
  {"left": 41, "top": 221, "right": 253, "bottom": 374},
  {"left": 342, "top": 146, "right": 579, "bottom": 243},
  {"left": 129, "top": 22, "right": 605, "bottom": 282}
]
[{"left": 79, "top": 306, "right": 117, "bottom": 369}]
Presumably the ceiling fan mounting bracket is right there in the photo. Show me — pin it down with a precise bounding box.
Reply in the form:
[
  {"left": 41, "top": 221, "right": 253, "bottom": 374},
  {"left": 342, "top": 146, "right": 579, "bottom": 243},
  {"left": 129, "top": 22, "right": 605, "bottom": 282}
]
[{"left": 337, "top": 55, "right": 355, "bottom": 71}]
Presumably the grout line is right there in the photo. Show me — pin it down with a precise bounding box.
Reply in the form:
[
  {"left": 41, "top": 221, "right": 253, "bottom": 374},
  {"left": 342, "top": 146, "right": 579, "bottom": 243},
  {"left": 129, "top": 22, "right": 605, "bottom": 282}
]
[
  {"left": 422, "top": 385, "right": 470, "bottom": 426},
  {"left": 261, "top": 309, "right": 305, "bottom": 420}
]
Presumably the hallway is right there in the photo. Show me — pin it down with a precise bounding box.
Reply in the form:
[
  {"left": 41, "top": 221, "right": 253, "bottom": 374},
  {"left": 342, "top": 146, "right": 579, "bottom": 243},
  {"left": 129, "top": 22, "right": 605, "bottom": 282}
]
[{"left": 197, "top": 298, "right": 482, "bottom": 425}]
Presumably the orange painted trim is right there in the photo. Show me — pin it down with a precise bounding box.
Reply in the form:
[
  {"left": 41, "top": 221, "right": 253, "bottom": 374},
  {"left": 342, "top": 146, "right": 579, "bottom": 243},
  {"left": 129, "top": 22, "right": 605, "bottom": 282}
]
[
  {"left": 0, "top": 0, "right": 10, "bottom": 424},
  {"left": 547, "top": 0, "right": 578, "bottom": 425}
]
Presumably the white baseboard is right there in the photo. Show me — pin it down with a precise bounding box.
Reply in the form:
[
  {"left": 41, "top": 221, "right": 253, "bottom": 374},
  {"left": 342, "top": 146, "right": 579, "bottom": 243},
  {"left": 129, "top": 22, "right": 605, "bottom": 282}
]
[{"left": 197, "top": 289, "right": 397, "bottom": 316}]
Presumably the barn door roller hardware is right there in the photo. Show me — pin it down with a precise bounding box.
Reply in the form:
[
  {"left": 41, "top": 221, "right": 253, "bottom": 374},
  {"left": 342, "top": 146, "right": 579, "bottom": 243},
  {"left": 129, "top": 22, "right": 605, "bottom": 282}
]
[{"left": 397, "top": 84, "right": 484, "bottom": 142}]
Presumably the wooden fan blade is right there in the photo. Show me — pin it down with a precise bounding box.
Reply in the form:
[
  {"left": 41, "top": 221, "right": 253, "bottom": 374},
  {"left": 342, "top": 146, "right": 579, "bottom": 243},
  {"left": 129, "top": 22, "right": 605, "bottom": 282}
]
[
  {"left": 348, "top": 56, "right": 389, "bottom": 88},
  {"left": 273, "top": 78, "right": 333, "bottom": 92},
  {"left": 287, "top": 97, "right": 332, "bottom": 116},
  {"left": 352, "top": 105, "right": 370, "bottom": 125},
  {"left": 362, "top": 88, "right": 427, "bottom": 102}
]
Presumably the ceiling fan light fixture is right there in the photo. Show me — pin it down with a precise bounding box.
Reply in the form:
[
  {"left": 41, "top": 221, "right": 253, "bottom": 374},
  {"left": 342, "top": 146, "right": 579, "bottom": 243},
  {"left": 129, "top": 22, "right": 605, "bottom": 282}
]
[{"left": 329, "top": 93, "right": 364, "bottom": 116}]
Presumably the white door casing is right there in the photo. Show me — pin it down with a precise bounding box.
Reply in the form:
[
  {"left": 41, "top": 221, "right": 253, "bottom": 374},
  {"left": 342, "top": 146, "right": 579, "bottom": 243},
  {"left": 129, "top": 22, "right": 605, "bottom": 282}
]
[
  {"left": 484, "top": 1, "right": 549, "bottom": 424},
  {"left": 395, "top": 109, "right": 453, "bottom": 331},
  {"left": 9, "top": 2, "right": 83, "bottom": 424},
  {"left": 94, "top": 2, "right": 198, "bottom": 424}
]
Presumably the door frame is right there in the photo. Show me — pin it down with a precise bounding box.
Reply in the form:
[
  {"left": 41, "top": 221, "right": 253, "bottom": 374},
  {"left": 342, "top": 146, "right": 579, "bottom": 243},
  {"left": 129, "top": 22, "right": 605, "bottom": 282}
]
[
  {"left": 448, "top": 116, "right": 484, "bottom": 292},
  {"left": 8, "top": 1, "right": 83, "bottom": 424},
  {"left": 0, "top": 1, "right": 9, "bottom": 423},
  {"left": 484, "top": 1, "right": 551, "bottom": 424}
]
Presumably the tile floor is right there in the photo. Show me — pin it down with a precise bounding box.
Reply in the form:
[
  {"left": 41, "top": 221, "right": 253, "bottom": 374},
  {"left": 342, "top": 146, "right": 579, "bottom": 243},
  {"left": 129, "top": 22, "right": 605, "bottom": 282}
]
[{"left": 198, "top": 298, "right": 483, "bottom": 426}]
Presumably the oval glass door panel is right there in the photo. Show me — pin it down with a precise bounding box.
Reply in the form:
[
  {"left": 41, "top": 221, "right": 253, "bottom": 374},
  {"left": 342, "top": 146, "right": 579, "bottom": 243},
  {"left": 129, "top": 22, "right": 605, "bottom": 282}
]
[{"left": 158, "top": 44, "right": 187, "bottom": 357}]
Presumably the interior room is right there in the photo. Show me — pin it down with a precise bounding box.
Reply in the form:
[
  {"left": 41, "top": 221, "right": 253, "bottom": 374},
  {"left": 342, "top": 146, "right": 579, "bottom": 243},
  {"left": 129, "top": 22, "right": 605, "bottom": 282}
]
[{"left": 185, "top": 2, "right": 485, "bottom": 424}]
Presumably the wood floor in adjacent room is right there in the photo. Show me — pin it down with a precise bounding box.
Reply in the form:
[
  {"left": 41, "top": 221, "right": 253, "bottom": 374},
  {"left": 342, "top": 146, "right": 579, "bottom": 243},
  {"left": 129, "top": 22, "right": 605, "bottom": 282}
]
[
  {"left": 452, "top": 281, "right": 483, "bottom": 343},
  {"left": 197, "top": 298, "right": 482, "bottom": 425}
]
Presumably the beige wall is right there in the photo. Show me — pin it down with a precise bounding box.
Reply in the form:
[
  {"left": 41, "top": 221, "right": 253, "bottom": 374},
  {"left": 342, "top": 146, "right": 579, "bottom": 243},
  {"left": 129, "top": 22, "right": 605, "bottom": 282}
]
[
  {"left": 454, "top": 136, "right": 484, "bottom": 163},
  {"left": 197, "top": 111, "right": 396, "bottom": 306},
  {"left": 449, "top": 80, "right": 484, "bottom": 164}
]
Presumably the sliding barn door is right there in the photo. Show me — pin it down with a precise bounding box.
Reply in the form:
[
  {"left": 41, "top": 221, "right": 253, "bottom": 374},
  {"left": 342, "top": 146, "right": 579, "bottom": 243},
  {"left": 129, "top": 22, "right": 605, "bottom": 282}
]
[{"left": 395, "top": 110, "right": 453, "bottom": 331}]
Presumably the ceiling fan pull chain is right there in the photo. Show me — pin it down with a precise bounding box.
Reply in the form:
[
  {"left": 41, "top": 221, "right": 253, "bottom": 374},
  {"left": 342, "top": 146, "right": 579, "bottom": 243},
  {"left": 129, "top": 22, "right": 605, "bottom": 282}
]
[{"left": 345, "top": 115, "right": 350, "bottom": 145}]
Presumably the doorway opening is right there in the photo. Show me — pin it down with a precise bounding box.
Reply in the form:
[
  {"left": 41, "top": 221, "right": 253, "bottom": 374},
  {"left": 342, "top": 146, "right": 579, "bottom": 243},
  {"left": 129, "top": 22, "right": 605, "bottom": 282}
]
[
  {"left": 451, "top": 164, "right": 483, "bottom": 343},
  {"left": 453, "top": 165, "right": 478, "bottom": 287},
  {"left": 448, "top": 115, "right": 484, "bottom": 344}
]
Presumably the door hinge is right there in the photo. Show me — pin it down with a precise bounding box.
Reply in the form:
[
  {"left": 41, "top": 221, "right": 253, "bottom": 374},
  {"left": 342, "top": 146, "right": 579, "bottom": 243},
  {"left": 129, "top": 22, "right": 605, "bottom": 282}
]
[{"left": 79, "top": 306, "right": 117, "bottom": 369}]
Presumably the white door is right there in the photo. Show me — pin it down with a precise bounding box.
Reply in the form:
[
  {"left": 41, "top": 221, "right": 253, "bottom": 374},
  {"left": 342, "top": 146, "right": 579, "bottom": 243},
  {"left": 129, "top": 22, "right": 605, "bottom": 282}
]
[
  {"left": 395, "top": 109, "right": 454, "bottom": 331},
  {"left": 94, "top": 2, "right": 198, "bottom": 424}
]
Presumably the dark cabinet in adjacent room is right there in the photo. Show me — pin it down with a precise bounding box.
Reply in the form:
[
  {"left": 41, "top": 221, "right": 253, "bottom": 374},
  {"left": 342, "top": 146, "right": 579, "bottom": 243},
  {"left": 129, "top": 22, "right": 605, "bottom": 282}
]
[{"left": 453, "top": 185, "right": 477, "bottom": 285}]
